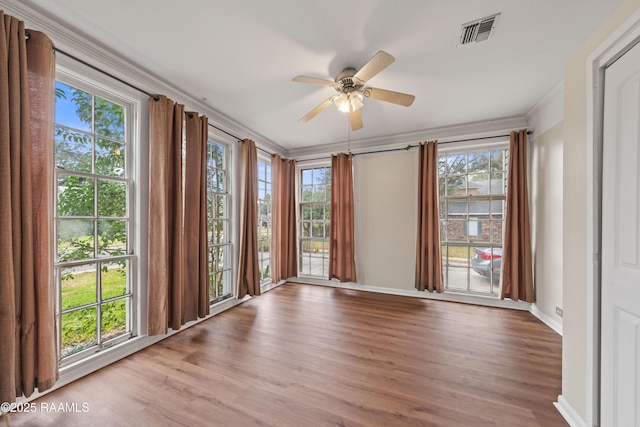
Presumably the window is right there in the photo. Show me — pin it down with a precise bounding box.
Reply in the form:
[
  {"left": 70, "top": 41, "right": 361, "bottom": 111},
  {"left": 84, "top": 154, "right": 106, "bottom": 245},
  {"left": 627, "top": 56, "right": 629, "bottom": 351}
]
[
  {"left": 439, "top": 148, "right": 508, "bottom": 295},
  {"left": 298, "top": 166, "right": 331, "bottom": 277},
  {"left": 207, "top": 140, "right": 232, "bottom": 301},
  {"left": 54, "top": 79, "right": 134, "bottom": 363},
  {"left": 257, "top": 160, "right": 272, "bottom": 282}
]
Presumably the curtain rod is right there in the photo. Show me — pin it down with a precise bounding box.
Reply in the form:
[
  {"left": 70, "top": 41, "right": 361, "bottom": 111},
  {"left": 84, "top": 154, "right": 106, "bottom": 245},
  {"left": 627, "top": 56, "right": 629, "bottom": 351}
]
[
  {"left": 298, "top": 131, "right": 532, "bottom": 162},
  {"left": 47, "top": 35, "right": 525, "bottom": 162},
  {"left": 53, "top": 46, "right": 160, "bottom": 101},
  {"left": 50, "top": 44, "right": 257, "bottom": 148}
]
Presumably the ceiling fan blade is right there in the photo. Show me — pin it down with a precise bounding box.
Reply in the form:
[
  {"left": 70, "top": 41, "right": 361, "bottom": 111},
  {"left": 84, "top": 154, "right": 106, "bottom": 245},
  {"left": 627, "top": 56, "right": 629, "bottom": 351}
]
[
  {"left": 299, "top": 97, "right": 334, "bottom": 123},
  {"left": 349, "top": 109, "right": 363, "bottom": 131},
  {"left": 363, "top": 87, "right": 415, "bottom": 107},
  {"left": 353, "top": 51, "right": 395, "bottom": 83},
  {"left": 292, "top": 75, "right": 336, "bottom": 87}
]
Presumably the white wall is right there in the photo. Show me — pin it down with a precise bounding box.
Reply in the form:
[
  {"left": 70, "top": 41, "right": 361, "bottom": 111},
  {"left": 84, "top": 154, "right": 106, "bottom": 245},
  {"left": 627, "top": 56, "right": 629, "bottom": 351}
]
[
  {"left": 354, "top": 151, "right": 417, "bottom": 290},
  {"left": 530, "top": 122, "right": 564, "bottom": 330},
  {"left": 528, "top": 86, "right": 564, "bottom": 332}
]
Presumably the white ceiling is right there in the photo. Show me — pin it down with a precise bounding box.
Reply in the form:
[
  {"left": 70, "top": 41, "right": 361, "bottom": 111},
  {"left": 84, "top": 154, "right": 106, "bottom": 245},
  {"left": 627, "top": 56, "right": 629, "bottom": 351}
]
[{"left": 15, "top": 0, "right": 624, "bottom": 151}]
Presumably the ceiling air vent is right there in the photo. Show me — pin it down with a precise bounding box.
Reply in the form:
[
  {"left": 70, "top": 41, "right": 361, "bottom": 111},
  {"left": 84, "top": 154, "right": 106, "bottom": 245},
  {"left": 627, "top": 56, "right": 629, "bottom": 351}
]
[{"left": 458, "top": 13, "right": 500, "bottom": 47}]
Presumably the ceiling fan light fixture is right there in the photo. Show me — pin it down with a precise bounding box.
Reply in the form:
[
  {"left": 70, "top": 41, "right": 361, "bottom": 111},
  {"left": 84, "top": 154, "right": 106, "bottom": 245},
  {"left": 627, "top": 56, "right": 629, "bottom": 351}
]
[{"left": 334, "top": 92, "right": 364, "bottom": 113}]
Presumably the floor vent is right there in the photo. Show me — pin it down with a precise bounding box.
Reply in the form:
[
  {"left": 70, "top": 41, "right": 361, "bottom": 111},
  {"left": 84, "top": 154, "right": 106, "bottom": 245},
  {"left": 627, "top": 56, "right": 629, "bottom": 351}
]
[{"left": 458, "top": 13, "right": 500, "bottom": 47}]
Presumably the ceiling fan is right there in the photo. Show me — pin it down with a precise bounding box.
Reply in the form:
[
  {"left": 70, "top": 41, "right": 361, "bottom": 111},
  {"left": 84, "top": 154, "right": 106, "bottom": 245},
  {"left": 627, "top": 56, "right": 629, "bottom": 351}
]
[{"left": 293, "top": 51, "right": 415, "bottom": 131}]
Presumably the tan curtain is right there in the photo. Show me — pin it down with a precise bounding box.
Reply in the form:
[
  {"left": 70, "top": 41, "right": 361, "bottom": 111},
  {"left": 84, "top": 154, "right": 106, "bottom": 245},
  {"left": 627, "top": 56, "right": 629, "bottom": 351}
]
[
  {"left": 271, "top": 154, "right": 298, "bottom": 282},
  {"left": 0, "top": 13, "right": 58, "bottom": 403},
  {"left": 183, "top": 113, "right": 210, "bottom": 320},
  {"left": 237, "top": 139, "right": 260, "bottom": 297},
  {"left": 501, "top": 129, "right": 534, "bottom": 302},
  {"left": 415, "top": 141, "right": 444, "bottom": 292},
  {"left": 148, "top": 96, "right": 185, "bottom": 335},
  {"left": 329, "top": 153, "right": 357, "bottom": 282}
]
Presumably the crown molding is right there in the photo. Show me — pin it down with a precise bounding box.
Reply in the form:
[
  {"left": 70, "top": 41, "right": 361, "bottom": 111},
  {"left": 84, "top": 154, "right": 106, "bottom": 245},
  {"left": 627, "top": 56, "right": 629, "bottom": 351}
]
[
  {"left": 525, "top": 81, "right": 564, "bottom": 137},
  {"left": 0, "top": 0, "right": 287, "bottom": 156},
  {"left": 291, "top": 116, "right": 527, "bottom": 160}
]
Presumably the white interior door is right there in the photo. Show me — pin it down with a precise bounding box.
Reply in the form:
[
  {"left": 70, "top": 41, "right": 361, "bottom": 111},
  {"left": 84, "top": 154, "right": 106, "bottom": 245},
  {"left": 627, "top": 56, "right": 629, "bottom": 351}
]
[{"left": 601, "top": 40, "right": 640, "bottom": 427}]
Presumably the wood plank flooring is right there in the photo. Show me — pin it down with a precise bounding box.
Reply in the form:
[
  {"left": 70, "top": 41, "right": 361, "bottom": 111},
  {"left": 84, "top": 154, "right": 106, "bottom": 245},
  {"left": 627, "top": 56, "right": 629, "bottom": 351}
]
[{"left": 6, "top": 283, "right": 566, "bottom": 426}]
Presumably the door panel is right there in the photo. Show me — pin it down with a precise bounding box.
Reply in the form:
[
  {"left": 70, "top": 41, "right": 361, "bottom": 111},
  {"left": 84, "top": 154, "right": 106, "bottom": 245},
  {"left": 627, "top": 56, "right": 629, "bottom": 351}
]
[{"left": 601, "top": 40, "right": 640, "bottom": 427}]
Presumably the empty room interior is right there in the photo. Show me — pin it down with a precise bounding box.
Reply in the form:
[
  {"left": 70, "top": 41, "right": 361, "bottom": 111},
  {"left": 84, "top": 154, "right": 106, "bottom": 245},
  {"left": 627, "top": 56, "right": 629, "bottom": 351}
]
[{"left": 2, "top": 0, "right": 640, "bottom": 426}]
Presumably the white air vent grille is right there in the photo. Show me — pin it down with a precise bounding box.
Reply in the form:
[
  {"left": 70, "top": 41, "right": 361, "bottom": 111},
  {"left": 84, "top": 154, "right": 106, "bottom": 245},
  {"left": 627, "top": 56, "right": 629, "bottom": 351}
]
[{"left": 458, "top": 13, "right": 500, "bottom": 47}]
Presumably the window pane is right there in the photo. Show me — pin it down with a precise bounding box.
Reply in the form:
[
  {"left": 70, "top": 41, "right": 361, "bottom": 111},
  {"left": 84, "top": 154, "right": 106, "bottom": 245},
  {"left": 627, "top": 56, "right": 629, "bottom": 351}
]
[
  {"left": 60, "top": 263, "right": 96, "bottom": 310},
  {"left": 55, "top": 128, "right": 92, "bottom": 173},
  {"left": 57, "top": 219, "right": 95, "bottom": 262},
  {"left": 468, "top": 200, "right": 489, "bottom": 216},
  {"left": 491, "top": 220, "right": 503, "bottom": 243},
  {"left": 94, "top": 97, "right": 125, "bottom": 141},
  {"left": 98, "top": 180, "right": 126, "bottom": 217},
  {"left": 217, "top": 170, "right": 226, "bottom": 192},
  {"left": 216, "top": 195, "right": 226, "bottom": 219},
  {"left": 302, "top": 169, "right": 313, "bottom": 186},
  {"left": 438, "top": 156, "right": 446, "bottom": 175},
  {"left": 445, "top": 176, "right": 467, "bottom": 196},
  {"left": 299, "top": 166, "right": 331, "bottom": 278},
  {"left": 468, "top": 152, "right": 489, "bottom": 174},
  {"left": 446, "top": 154, "right": 466, "bottom": 175},
  {"left": 301, "top": 205, "right": 311, "bottom": 220},
  {"left": 55, "top": 78, "right": 135, "bottom": 363},
  {"left": 312, "top": 222, "right": 324, "bottom": 238},
  {"left": 301, "top": 221, "right": 311, "bottom": 238},
  {"left": 313, "top": 168, "right": 327, "bottom": 185},
  {"left": 302, "top": 185, "right": 313, "bottom": 202},
  {"left": 311, "top": 205, "right": 324, "bottom": 220},
  {"left": 444, "top": 266, "right": 469, "bottom": 291},
  {"left": 101, "top": 298, "right": 128, "bottom": 341},
  {"left": 58, "top": 175, "right": 94, "bottom": 217},
  {"left": 101, "top": 260, "right": 128, "bottom": 300},
  {"left": 97, "top": 220, "right": 127, "bottom": 257},
  {"left": 440, "top": 147, "right": 507, "bottom": 298},
  {"left": 469, "top": 176, "right": 489, "bottom": 196},
  {"left": 490, "top": 173, "right": 506, "bottom": 195},
  {"left": 96, "top": 139, "right": 125, "bottom": 177},
  {"left": 490, "top": 199, "right": 505, "bottom": 215},
  {"left": 314, "top": 185, "right": 326, "bottom": 201},
  {"left": 61, "top": 307, "right": 97, "bottom": 357},
  {"left": 55, "top": 82, "right": 92, "bottom": 133},
  {"left": 490, "top": 150, "right": 506, "bottom": 171}
]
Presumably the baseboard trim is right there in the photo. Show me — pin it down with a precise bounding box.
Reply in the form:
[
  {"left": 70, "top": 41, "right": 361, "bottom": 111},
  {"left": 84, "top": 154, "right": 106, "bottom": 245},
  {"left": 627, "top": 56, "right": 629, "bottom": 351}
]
[
  {"left": 554, "top": 395, "right": 587, "bottom": 427},
  {"left": 289, "top": 278, "right": 530, "bottom": 311},
  {"left": 530, "top": 304, "right": 563, "bottom": 335}
]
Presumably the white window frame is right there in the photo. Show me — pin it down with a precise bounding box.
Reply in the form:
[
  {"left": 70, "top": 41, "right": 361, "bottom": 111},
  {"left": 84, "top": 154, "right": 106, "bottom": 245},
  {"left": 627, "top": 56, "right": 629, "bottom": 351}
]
[
  {"left": 207, "top": 139, "right": 233, "bottom": 302},
  {"left": 298, "top": 165, "right": 331, "bottom": 278},
  {"left": 438, "top": 142, "right": 508, "bottom": 296},
  {"left": 54, "top": 69, "right": 137, "bottom": 366},
  {"left": 257, "top": 157, "right": 272, "bottom": 283}
]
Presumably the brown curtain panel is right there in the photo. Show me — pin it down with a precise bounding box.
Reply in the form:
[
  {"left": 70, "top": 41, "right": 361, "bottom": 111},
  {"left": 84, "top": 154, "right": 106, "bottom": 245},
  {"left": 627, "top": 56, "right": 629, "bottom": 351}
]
[
  {"left": 500, "top": 129, "right": 534, "bottom": 302},
  {"left": 415, "top": 141, "right": 444, "bottom": 292},
  {"left": 183, "top": 113, "right": 210, "bottom": 321},
  {"left": 329, "top": 153, "right": 357, "bottom": 282},
  {"left": 271, "top": 154, "right": 298, "bottom": 282},
  {"left": 237, "top": 139, "right": 260, "bottom": 297},
  {"left": 147, "top": 96, "right": 185, "bottom": 335},
  {"left": 0, "top": 13, "right": 58, "bottom": 403}
]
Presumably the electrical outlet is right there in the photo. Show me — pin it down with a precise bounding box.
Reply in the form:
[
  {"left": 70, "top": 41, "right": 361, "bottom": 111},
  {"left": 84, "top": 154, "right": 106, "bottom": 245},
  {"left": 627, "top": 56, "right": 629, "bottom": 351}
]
[{"left": 555, "top": 307, "right": 563, "bottom": 317}]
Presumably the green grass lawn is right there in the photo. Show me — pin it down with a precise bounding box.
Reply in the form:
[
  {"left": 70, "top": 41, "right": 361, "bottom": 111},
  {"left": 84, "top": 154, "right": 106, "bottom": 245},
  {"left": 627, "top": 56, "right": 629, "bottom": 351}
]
[
  {"left": 61, "top": 267, "right": 128, "bottom": 357},
  {"left": 443, "top": 245, "right": 471, "bottom": 259}
]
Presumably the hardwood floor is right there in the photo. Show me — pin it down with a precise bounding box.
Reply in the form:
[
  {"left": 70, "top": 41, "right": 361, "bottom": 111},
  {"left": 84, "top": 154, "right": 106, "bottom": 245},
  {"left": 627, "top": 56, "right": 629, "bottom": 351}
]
[{"left": 6, "top": 283, "right": 566, "bottom": 426}]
